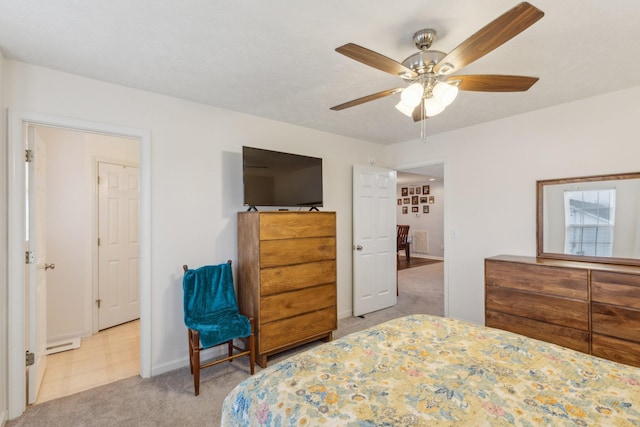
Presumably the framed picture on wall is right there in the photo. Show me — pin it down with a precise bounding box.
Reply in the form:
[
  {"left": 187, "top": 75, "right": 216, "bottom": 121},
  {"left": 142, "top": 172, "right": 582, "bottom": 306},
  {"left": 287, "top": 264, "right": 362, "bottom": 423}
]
[
  {"left": 420, "top": 196, "right": 428, "bottom": 203},
  {"left": 429, "top": 196, "right": 435, "bottom": 204},
  {"left": 401, "top": 187, "right": 408, "bottom": 196},
  {"left": 398, "top": 199, "right": 402, "bottom": 205},
  {"left": 403, "top": 197, "right": 410, "bottom": 204},
  {"left": 409, "top": 187, "right": 415, "bottom": 195},
  {"left": 416, "top": 187, "right": 421, "bottom": 194},
  {"left": 402, "top": 206, "right": 408, "bottom": 214},
  {"left": 423, "top": 185, "right": 430, "bottom": 194},
  {"left": 412, "top": 207, "right": 419, "bottom": 213},
  {"left": 423, "top": 205, "right": 429, "bottom": 213},
  {"left": 411, "top": 196, "right": 419, "bottom": 205}
]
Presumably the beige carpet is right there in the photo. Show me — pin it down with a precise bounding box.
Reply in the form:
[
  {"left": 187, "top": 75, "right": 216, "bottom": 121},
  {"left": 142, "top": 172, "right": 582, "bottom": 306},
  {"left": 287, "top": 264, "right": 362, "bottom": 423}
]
[{"left": 7, "top": 263, "right": 444, "bottom": 426}]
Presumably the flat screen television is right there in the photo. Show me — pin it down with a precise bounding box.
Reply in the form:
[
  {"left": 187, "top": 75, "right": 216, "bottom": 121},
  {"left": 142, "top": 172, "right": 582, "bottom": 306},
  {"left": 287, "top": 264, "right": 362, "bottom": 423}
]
[{"left": 242, "top": 146, "right": 323, "bottom": 208}]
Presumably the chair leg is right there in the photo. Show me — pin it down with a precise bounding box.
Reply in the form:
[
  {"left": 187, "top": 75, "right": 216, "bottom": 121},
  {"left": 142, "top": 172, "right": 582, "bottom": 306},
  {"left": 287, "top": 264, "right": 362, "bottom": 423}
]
[
  {"left": 191, "top": 330, "right": 201, "bottom": 396},
  {"left": 188, "top": 329, "right": 194, "bottom": 374},
  {"left": 228, "top": 340, "right": 233, "bottom": 362},
  {"left": 405, "top": 244, "right": 410, "bottom": 261}
]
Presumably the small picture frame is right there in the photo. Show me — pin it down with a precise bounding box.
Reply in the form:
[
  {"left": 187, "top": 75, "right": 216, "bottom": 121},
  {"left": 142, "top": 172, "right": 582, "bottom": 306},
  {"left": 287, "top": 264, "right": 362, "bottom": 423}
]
[
  {"left": 423, "top": 185, "right": 430, "bottom": 195},
  {"left": 397, "top": 198, "right": 402, "bottom": 205},
  {"left": 411, "top": 207, "right": 419, "bottom": 213},
  {"left": 411, "top": 196, "right": 419, "bottom": 205},
  {"left": 402, "top": 206, "right": 408, "bottom": 214},
  {"left": 420, "top": 196, "right": 428, "bottom": 203},
  {"left": 409, "top": 187, "right": 415, "bottom": 195},
  {"left": 401, "top": 187, "right": 408, "bottom": 196},
  {"left": 415, "top": 187, "right": 421, "bottom": 194},
  {"left": 423, "top": 205, "right": 429, "bottom": 214},
  {"left": 429, "top": 196, "right": 435, "bottom": 204},
  {"left": 403, "top": 197, "right": 410, "bottom": 204}
]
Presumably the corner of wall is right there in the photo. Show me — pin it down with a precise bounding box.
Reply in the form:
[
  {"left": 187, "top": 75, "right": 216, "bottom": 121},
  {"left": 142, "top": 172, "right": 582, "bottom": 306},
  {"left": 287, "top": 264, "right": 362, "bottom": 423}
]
[{"left": 0, "top": 48, "right": 10, "bottom": 425}]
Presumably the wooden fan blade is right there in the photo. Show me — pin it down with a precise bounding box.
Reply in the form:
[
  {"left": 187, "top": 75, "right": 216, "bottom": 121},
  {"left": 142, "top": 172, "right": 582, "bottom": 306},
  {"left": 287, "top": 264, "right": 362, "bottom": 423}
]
[
  {"left": 330, "top": 88, "right": 402, "bottom": 111},
  {"left": 336, "top": 43, "right": 418, "bottom": 79},
  {"left": 447, "top": 75, "right": 539, "bottom": 92},
  {"left": 434, "top": 2, "right": 544, "bottom": 75}
]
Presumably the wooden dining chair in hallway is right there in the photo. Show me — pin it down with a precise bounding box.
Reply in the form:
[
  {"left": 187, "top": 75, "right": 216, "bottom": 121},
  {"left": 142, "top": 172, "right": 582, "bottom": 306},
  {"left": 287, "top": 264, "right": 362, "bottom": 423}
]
[{"left": 397, "top": 225, "right": 410, "bottom": 263}]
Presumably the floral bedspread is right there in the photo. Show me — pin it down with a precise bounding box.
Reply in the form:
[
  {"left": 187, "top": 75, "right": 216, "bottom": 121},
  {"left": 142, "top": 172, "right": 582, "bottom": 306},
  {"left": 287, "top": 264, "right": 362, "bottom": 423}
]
[{"left": 221, "top": 314, "right": 640, "bottom": 426}]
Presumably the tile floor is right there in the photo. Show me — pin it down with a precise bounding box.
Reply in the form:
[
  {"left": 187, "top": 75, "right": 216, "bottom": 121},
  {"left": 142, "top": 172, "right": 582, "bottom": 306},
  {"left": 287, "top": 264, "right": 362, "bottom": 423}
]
[{"left": 35, "top": 319, "right": 140, "bottom": 404}]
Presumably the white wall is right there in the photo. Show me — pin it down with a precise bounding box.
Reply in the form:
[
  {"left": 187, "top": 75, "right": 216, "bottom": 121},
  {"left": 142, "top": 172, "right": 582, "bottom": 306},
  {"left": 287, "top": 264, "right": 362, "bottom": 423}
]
[
  {"left": 4, "top": 57, "right": 640, "bottom": 418},
  {"left": 35, "top": 126, "right": 139, "bottom": 344},
  {"left": 4, "top": 60, "right": 387, "bottom": 378},
  {"left": 0, "top": 49, "right": 8, "bottom": 426},
  {"left": 386, "top": 85, "right": 640, "bottom": 324},
  {"left": 396, "top": 180, "right": 444, "bottom": 258}
]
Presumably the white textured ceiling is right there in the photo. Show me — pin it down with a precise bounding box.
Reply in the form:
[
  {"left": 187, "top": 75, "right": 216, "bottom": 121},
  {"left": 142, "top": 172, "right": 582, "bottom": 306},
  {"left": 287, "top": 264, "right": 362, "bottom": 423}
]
[{"left": 1, "top": 1, "right": 639, "bottom": 145}]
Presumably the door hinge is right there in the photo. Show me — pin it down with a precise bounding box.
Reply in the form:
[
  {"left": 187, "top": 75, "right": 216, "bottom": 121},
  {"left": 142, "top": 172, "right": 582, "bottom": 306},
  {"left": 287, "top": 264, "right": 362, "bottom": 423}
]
[
  {"left": 96, "top": 299, "right": 102, "bottom": 308},
  {"left": 97, "top": 238, "right": 100, "bottom": 247},
  {"left": 25, "top": 149, "right": 33, "bottom": 163},
  {"left": 25, "top": 251, "right": 34, "bottom": 264},
  {"left": 26, "top": 351, "right": 35, "bottom": 367},
  {"left": 97, "top": 176, "right": 101, "bottom": 185}
]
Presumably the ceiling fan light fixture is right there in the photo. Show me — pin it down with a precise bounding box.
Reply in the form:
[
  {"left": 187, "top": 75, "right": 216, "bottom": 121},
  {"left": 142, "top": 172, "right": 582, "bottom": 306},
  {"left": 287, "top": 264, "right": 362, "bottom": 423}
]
[
  {"left": 400, "top": 82, "right": 424, "bottom": 107},
  {"left": 424, "top": 97, "right": 445, "bottom": 117},
  {"left": 433, "top": 82, "right": 459, "bottom": 106},
  {"left": 395, "top": 101, "right": 415, "bottom": 117}
]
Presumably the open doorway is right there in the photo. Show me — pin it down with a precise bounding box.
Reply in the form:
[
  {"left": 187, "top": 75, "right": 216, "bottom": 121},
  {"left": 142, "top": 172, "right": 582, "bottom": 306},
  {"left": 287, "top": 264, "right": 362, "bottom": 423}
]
[
  {"left": 396, "top": 164, "right": 444, "bottom": 315},
  {"left": 7, "top": 111, "right": 151, "bottom": 419},
  {"left": 32, "top": 125, "right": 140, "bottom": 403}
]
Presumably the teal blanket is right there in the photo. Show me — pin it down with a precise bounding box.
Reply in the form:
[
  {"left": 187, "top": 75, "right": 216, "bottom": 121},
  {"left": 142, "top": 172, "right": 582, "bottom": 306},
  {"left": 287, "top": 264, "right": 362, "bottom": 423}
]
[{"left": 182, "top": 263, "right": 251, "bottom": 349}]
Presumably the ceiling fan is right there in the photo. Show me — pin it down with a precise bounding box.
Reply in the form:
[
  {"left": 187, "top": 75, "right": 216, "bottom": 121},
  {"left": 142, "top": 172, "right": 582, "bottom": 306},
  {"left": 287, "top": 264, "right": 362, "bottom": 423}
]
[{"left": 330, "top": 2, "right": 544, "bottom": 125}]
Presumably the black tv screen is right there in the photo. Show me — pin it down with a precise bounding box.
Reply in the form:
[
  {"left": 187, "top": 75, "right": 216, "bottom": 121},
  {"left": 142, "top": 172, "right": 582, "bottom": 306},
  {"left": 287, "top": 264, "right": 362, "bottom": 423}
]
[{"left": 242, "top": 146, "right": 323, "bottom": 208}]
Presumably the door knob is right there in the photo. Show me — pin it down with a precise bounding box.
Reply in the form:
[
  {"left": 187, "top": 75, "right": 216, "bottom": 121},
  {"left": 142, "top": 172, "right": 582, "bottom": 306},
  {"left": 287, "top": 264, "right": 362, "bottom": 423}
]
[
  {"left": 45, "top": 263, "right": 55, "bottom": 271},
  {"left": 355, "top": 245, "right": 363, "bottom": 251}
]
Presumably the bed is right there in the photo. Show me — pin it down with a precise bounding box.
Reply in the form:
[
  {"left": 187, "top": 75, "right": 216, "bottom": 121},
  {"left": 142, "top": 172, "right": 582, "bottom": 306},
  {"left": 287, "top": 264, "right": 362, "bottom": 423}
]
[{"left": 221, "top": 314, "right": 640, "bottom": 426}]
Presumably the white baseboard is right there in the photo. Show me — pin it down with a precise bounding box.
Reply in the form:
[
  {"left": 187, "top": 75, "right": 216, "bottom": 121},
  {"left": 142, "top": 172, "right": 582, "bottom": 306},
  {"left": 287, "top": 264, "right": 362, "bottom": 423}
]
[
  {"left": 338, "top": 309, "right": 353, "bottom": 319},
  {"left": 410, "top": 254, "right": 444, "bottom": 261},
  {"left": 151, "top": 345, "right": 227, "bottom": 377},
  {"left": 1, "top": 408, "right": 7, "bottom": 425},
  {"left": 46, "top": 337, "right": 81, "bottom": 355}
]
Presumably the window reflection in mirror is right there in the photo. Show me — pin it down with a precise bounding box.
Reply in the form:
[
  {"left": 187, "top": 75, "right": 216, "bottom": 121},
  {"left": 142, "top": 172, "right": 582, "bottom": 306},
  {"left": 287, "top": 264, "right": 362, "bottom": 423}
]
[{"left": 537, "top": 172, "right": 640, "bottom": 266}]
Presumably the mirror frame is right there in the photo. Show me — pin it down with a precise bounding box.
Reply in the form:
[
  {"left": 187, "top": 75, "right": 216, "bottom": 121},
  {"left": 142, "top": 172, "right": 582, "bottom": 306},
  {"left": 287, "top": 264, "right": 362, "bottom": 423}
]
[{"left": 537, "top": 171, "right": 640, "bottom": 266}]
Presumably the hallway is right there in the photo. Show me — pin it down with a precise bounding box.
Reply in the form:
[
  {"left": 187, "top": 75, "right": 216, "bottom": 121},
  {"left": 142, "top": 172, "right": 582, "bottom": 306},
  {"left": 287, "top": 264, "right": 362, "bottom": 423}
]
[{"left": 36, "top": 320, "right": 139, "bottom": 404}]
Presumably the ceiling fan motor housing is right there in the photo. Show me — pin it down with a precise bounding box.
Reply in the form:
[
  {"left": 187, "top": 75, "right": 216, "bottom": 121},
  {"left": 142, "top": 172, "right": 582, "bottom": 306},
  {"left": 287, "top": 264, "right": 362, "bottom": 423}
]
[{"left": 402, "top": 50, "right": 446, "bottom": 77}]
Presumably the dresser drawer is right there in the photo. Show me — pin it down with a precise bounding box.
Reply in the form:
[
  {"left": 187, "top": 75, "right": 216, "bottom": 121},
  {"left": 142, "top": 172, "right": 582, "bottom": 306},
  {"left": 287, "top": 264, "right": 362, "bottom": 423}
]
[
  {"left": 260, "top": 237, "right": 335, "bottom": 268},
  {"left": 592, "top": 303, "right": 640, "bottom": 342},
  {"left": 259, "top": 212, "right": 336, "bottom": 240},
  {"left": 592, "top": 333, "right": 640, "bottom": 367},
  {"left": 485, "top": 259, "right": 587, "bottom": 299},
  {"left": 486, "top": 285, "right": 589, "bottom": 330},
  {"left": 592, "top": 271, "right": 640, "bottom": 309},
  {"left": 260, "top": 307, "right": 336, "bottom": 353},
  {"left": 261, "top": 284, "right": 336, "bottom": 323},
  {"left": 486, "top": 310, "right": 589, "bottom": 353},
  {"left": 260, "top": 260, "right": 336, "bottom": 296}
]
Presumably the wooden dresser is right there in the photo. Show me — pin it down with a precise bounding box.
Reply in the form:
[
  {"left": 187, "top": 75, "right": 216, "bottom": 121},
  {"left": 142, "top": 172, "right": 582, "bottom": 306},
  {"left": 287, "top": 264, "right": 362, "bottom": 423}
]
[
  {"left": 485, "top": 255, "right": 640, "bottom": 367},
  {"left": 238, "top": 211, "right": 337, "bottom": 367}
]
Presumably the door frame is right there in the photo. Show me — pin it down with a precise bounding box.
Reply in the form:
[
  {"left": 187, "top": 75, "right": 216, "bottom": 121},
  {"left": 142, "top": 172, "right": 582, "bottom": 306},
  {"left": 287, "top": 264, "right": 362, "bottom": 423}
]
[
  {"left": 7, "top": 110, "right": 152, "bottom": 418},
  {"left": 393, "top": 159, "right": 449, "bottom": 318}
]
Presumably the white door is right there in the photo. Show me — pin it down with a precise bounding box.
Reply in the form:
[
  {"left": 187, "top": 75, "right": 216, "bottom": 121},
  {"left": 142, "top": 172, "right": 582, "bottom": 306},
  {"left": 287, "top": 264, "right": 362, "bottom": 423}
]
[
  {"left": 27, "top": 126, "right": 48, "bottom": 404},
  {"left": 98, "top": 162, "right": 140, "bottom": 330},
  {"left": 352, "top": 164, "right": 397, "bottom": 316}
]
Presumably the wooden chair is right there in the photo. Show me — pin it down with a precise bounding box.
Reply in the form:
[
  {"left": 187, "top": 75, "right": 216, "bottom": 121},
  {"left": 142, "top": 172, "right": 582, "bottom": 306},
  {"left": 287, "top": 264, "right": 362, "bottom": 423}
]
[
  {"left": 397, "top": 225, "right": 410, "bottom": 262},
  {"left": 182, "top": 261, "right": 255, "bottom": 396}
]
